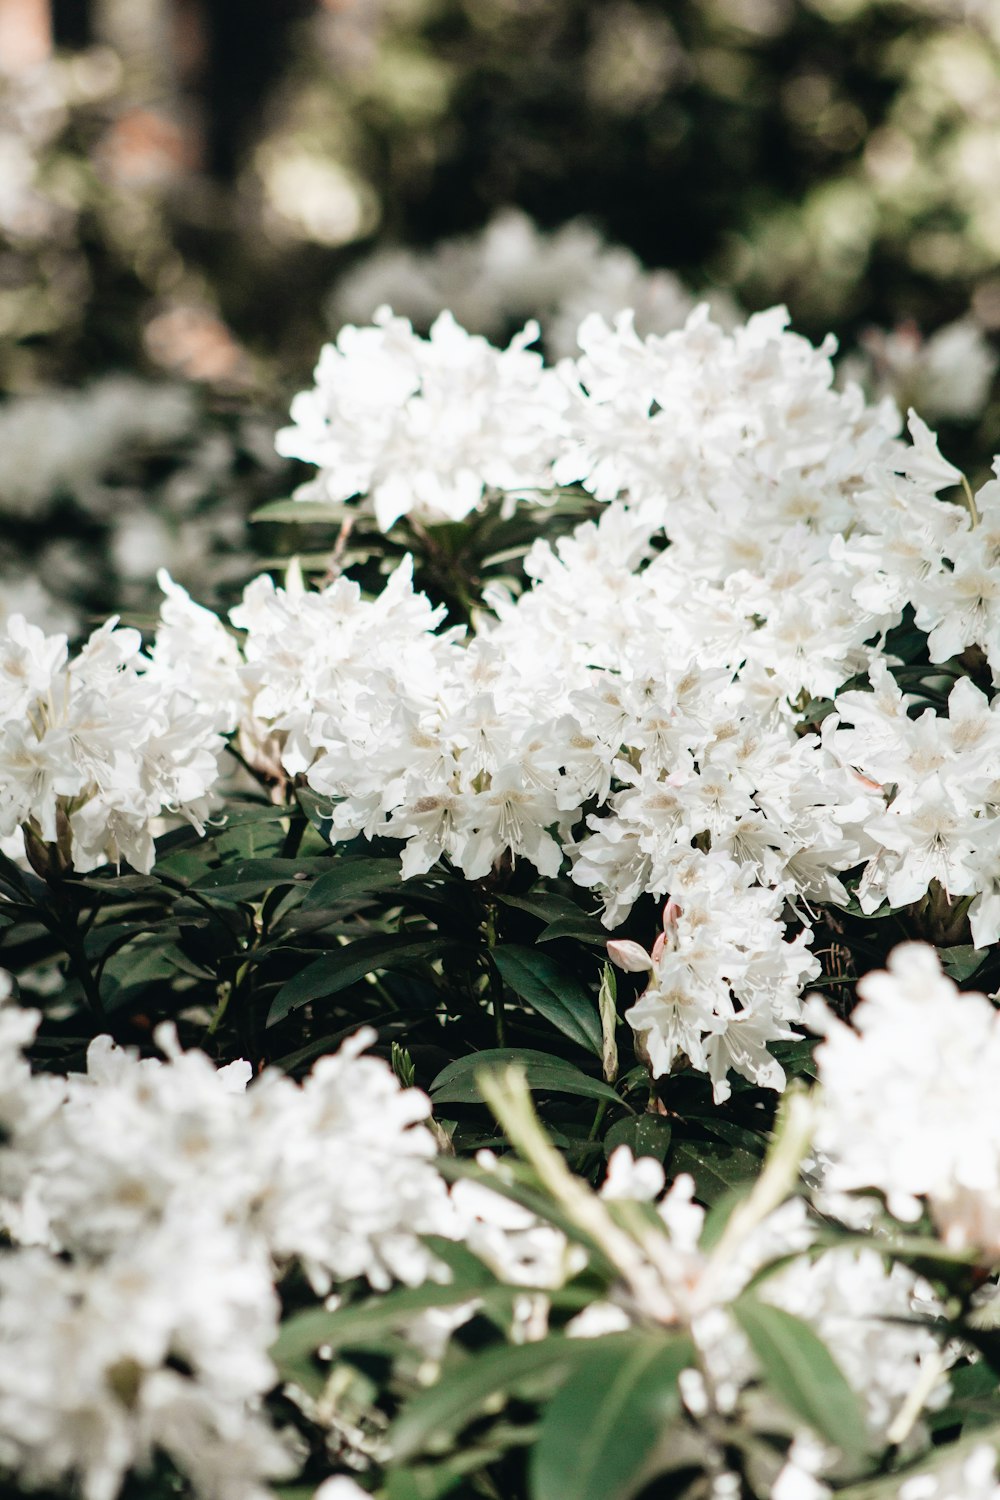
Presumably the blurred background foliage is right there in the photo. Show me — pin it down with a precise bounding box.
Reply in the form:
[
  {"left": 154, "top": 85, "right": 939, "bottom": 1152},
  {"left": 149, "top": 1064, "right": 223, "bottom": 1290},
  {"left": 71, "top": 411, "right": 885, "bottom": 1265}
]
[{"left": 0, "top": 0, "right": 999, "bottom": 627}]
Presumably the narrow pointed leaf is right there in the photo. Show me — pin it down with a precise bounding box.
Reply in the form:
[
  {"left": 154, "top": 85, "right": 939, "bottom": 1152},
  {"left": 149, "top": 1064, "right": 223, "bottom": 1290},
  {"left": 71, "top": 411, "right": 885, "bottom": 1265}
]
[
  {"left": 431, "top": 1048, "right": 622, "bottom": 1107},
  {"left": 492, "top": 946, "right": 602, "bottom": 1055},
  {"left": 531, "top": 1332, "right": 695, "bottom": 1500},
  {"left": 731, "top": 1296, "right": 867, "bottom": 1460},
  {"left": 390, "top": 1337, "right": 585, "bottom": 1461},
  {"left": 268, "top": 936, "right": 450, "bottom": 1024}
]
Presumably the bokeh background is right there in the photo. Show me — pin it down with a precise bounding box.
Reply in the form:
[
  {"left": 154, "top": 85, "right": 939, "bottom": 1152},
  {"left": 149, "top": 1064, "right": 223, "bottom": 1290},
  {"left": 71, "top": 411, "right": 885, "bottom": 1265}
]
[{"left": 1, "top": 0, "right": 999, "bottom": 629}]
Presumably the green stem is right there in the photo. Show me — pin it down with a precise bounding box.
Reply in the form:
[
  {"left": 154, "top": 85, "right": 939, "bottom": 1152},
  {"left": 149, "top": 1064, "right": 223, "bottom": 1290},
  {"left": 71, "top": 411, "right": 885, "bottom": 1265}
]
[
  {"left": 484, "top": 902, "right": 507, "bottom": 1047},
  {"left": 280, "top": 809, "right": 306, "bottom": 860},
  {"left": 962, "top": 473, "right": 980, "bottom": 528},
  {"left": 587, "top": 1099, "right": 608, "bottom": 1143},
  {"left": 53, "top": 902, "right": 105, "bottom": 1022},
  {"left": 36, "top": 872, "right": 107, "bottom": 1024}
]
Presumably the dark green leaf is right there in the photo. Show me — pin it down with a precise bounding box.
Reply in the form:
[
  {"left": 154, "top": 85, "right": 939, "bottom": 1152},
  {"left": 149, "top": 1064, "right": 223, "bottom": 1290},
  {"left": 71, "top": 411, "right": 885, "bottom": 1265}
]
[
  {"left": 390, "top": 1337, "right": 585, "bottom": 1461},
  {"left": 731, "top": 1296, "right": 867, "bottom": 1459},
  {"left": 531, "top": 1332, "right": 695, "bottom": 1500},
  {"left": 492, "top": 946, "right": 602, "bottom": 1055},
  {"left": 431, "top": 1049, "right": 622, "bottom": 1107},
  {"left": 273, "top": 1278, "right": 500, "bottom": 1370},
  {"left": 687, "top": 1115, "right": 767, "bottom": 1157},
  {"left": 939, "top": 944, "right": 988, "bottom": 982},
  {"left": 192, "top": 858, "right": 331, "bottom": 902},
  {"left": 267, "top": 936, "right": 451, "bottom": 1024},
  {"left": 927, "top": 1361, "right": 999, "bottom": 1434},
  {"left": 74, "top": 874, "right": 165, "bottom": 897},
  {"left": 670, "top": 1135, "right": 762, "bottom": 1204},
  {"left": 604, "top": 1114, "right": 672, "bottom": 1163},
  {"left": 386, "top": 1463, "right": 483, "bottom": 1500},
  {"left": 497, "top": 892, "right": 592, "bottom": 926},
  {"left": 294, "top": 787, "right": 339, "bottom": 841},
  {"left": 100, "top": 944, "right": 181, "bottom": 1012},
  {"left": 536, "top": 917, "right": 607, "bottom": 946},
  {"left": 299, "top": 858, "right": 403, "bottom": 910}
]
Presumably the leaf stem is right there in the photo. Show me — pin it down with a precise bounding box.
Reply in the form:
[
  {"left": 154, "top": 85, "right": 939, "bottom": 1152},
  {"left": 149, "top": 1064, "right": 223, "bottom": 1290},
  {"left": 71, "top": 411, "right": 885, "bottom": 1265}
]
[{"left": 484, "top": 902, "right": 507, "bottom": 1046}]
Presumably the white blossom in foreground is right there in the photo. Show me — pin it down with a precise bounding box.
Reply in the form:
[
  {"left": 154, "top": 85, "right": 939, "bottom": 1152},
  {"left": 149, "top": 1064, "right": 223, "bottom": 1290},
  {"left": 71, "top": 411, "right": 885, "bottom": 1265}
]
[
  {"left": 0, "top": 993, "right": 457, "bottom": 1500},
  {"left": 275, "top": 308, "right": 568, "bottom": 530},
  {"left": 0, "top": 1230, "right": 293, "bottom": 1500},
  {"left": 8, "top": 1023, "right": 457, "bottom": 1293},
  {"left": 809, "top": 944, "right": 1000, "bottom": 1255},
  {"left": 487, "top": 1145, "right": 947, "bottom": 1455},
  {"left": 0, "top": 613, "right": 226, "bottom": 873},
  {"left": 895, "top": 1444, "right": 1000, "bottom": 1500},
  {"left": 760, "top": 1246, "right": 947, "bottom": 1444}
]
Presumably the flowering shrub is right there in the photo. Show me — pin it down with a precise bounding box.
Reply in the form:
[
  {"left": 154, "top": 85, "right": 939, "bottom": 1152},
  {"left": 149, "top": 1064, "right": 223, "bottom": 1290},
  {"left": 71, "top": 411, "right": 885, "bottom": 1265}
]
[{"left": 3, "top": 297, "right": 1000, "bottom": 1500}]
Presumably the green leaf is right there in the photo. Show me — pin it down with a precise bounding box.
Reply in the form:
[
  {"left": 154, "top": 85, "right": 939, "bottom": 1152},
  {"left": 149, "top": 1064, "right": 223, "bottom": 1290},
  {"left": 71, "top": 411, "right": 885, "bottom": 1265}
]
[
  {"left": 491, "top": 946, "right": 602, "bottom": 1055},
  {"left": 386, "top": 1469, "right": 448, "bottom": 1500},
  {"left": 731, "top": 1296, "right": 867, "bottom": 1459},
  {"left": 531, "top": 1332, "right": 695, "bottom": 1500},
  {"left": 153, "top": 802, "right": 289, "bottom": 859},
  {"left": 192, "top": 857, "right": 330, "bottom": 902},
  {"left": 927, "top": 1361, "right": 1000, "bottom": 1434},
  {"left": 686, "top": 1115, "right": 767, "bottom": 1158},
  {"left": 497, "top": 892, "right": 592, "bottom": 925},
  {"left": 431, "top": 1049, "right": 622, "bottom": 1107},
  {"left": 251, "top": 498, "right": 348, "bottom": 524},
  {"left": 299, "top": 858, "right": 404, "bottom": 910},
  {"left": 939, "top": 944, "right": 987, "bottom": 982},
  {"left": 273, "top": 1278, "right": 500, "bottom": 1371},
  {"left": 536, "top": 917, "right": 607, "bottom": 946},
  {"left": 604, "top": 1114, "right": 672, "bottom": 1163},
  {"left": 294, "top": 787, "right": 340, "bottom": 840},
  {"left": 267, "top": 936, "right": 451, "bottom": 1024},
  {"left": 99, "top": 943, "right": 181, "bottom": 1013},
  {"left": 670, "top": 1135, "right": 762, "bottom": 1204},
  {"left": 390, "top": 1337, "right": 585, "bottom": 1461}
]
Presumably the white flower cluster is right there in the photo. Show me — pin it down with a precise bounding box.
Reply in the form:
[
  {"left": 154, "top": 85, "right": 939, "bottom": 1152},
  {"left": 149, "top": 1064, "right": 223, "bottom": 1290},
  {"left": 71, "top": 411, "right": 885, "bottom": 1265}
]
[
  {"left": 0, "top": 952, "right": 969, "bottom": 1499},
  {"left": 13, "top": 298, "right": 1000, "bottom": 1099},
  {"left": 146, "top": 299, "right": 1000, "bottom": 1098},
  {"left": 0, "top": 613, "right": 225, "bottom": 873},
  {"left": 607, "top": 852, "right": 817, "bottom": 1101},
  {"left": 827, "top": 665, "right": 1000, "bottom": 942},
  {"left": 0, "top": 991, "right": 455, "bottom": 1500},
  {"left": 810, "top": 943, "right": 1000, "bottom": 1259},
  {"left": 276, "top": 308, "right": 568, "bottom": 530}
]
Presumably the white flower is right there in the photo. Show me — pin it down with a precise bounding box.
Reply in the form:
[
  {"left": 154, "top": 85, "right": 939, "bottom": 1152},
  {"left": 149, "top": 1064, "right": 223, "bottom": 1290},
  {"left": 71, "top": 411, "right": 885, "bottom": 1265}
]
[
  {"left": 609, "top": 852, "right": 816, "bottom": 1102},
  {"left": 810, "top": 943, "right": 1000, "bottom": 1252},
  {"left": 0, "top": 1227, "right": 293, "bottom": 1500},
  {"left": 276, "top": 308, "right": 567, "bottom": 530},
  {"left": 0, "top": 613, "right": 225, "bottom": 873},
  {"left": 896, "top": 1444, "right": 1000, "bottom": 1500}
]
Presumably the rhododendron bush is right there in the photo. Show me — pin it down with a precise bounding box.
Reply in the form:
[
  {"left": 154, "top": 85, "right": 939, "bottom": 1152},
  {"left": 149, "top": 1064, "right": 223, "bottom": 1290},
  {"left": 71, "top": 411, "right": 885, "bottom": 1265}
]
[{"left": 4, "top": 299, "right": 1000, "bottom": 1500}]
